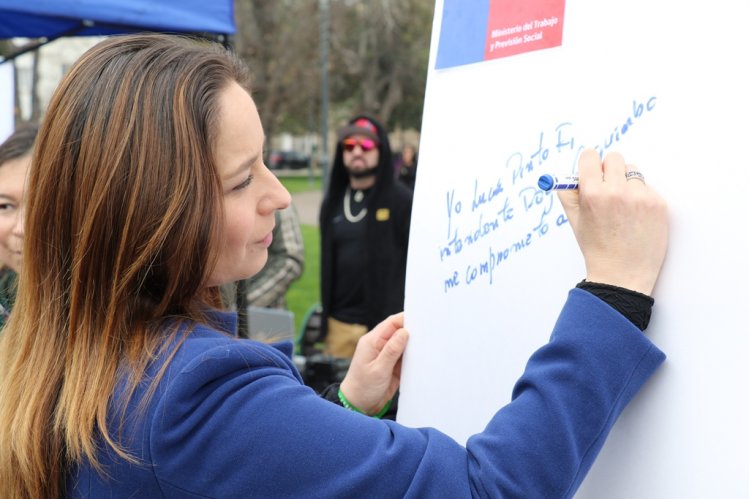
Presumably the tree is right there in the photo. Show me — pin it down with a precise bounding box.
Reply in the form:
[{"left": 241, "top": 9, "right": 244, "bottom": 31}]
[
  {"left": 233, "top": 0, "right": 320, "bottom": 146},
  {"left": 0, "top": 40, "right": 40, "bottom": 124},
  {"left": 232, "top": 0, "right": 434, "bottom": 141},
  {"left": 0, "top": 41, "right": 13, "bottom": 58},
  {"left": 328, "top": 0, "right": 433, "bottom": 131}
]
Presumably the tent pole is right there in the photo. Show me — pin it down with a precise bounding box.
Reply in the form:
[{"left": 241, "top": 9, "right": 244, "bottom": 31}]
[{"left": 0, "top": 22, "right": 90, "bottom": 65}]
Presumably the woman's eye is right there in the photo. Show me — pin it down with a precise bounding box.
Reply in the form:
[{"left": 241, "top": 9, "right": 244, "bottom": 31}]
[
  {"left": 0, "top": 203, "right": 16, "bottom": 212},
  {"left": 233, "top": 174, "right": 254, "bottom": 191}
]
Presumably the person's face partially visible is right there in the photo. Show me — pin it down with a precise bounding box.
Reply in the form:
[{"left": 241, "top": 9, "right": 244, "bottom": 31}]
[
  {"left": 206, "top": 82, "right": 291, "bottom": 287},
  {"left": 0, "top": 154, "right": 29, "bottom": 272},
  {"left": 402, "top": 145, "right": 415, "bottom": 165},
  {"left": 342, "top": 134, "right": 380, "bottom": 177}
]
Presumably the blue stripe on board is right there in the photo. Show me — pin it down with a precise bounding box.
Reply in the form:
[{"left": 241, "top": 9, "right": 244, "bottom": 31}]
[{"left": 435, "top": 0, "right": 491, "bottom": 69}]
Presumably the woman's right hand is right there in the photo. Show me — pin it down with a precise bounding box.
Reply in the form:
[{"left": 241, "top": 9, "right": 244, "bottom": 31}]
[{"left": 557, "top": 149, "right": 668, "bottom": 295}]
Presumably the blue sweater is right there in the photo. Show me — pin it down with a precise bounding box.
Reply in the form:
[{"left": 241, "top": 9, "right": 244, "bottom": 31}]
[{"left": 67, "top": 289, "right": 664, "bottom": 498}]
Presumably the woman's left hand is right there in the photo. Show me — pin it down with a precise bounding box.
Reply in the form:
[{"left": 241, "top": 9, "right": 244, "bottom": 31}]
[{"left": 339, "top": 313, "right": 409, "bottom": 416}]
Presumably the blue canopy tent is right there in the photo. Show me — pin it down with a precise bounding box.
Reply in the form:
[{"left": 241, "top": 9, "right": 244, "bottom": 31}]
[{"left": 0, "top": 0, "right": 236, "bottom": 62}]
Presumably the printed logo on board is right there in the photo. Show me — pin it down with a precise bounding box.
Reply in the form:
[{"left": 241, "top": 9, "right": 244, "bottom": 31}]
[
  {"left": 485, "top": 0, "right": 565, "bottom": 61},
  {"left": 435, "top": 0, "right": 565, "bottom": 70}
]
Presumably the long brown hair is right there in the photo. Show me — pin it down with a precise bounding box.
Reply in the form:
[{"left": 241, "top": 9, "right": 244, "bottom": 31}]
[{"left": 0, "top": 34, "right": 251, "bottom": 497}]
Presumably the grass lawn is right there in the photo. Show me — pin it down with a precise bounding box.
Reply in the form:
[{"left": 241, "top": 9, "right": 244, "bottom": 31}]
[
  {"left": 278, "top": 175, "right": 322, "bottom": 340},
  {"left": 286, "top": 224, "right": 320, "bottom": 341},
  {"left": 277, "top": 174, "right": 322, "bottom": 194}
]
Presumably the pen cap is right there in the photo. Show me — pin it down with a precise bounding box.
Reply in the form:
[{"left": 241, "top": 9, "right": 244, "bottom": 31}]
[{"left": 538, "top": 174, "right": 555, "bottom": 191}]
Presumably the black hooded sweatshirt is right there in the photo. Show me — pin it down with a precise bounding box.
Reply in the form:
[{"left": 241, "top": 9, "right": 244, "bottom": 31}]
[{"left": 319, "top": 115, "right": 413, "bottom": 337}]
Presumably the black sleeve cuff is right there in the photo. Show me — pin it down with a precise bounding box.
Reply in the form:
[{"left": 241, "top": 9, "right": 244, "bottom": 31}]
[
  {"left": 319, "top": 382, "right": 343, "bottom": 406},
  {"left": 576, "top": 280, "right": 654, "bottom": 331}
]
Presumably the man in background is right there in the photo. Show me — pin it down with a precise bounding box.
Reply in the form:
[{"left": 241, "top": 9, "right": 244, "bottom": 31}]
[
  {"left": 319, "top": 115, "right": 413, "bottom": 358},
  {"left": 395, "top": 143, "right": 418, "bottom": 191}
]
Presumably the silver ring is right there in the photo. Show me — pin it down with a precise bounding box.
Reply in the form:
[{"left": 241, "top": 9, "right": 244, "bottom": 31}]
[{"left": 625, "top": 171, "right": 645, "bottom": 182}]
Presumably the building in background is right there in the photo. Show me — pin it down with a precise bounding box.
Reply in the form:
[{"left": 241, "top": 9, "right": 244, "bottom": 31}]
[
  {"left": 0, "top": 62, "right": 13, "bottom": 142},
  {"left": 10, "top": 36, "right": 104, "bottom": 122}
]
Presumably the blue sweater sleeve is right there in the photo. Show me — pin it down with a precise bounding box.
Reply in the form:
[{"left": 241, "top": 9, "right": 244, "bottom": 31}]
[
  {"left": 143, "top": 288, "right": 663, "bottom": 498},
  {"left": 465, "top": 289, "right": 665, "bottom": 497}
]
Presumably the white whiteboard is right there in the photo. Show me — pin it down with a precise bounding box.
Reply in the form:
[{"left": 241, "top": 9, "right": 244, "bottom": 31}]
[{"left": 398, "top": 1, "right": 749, "bottom": 497}]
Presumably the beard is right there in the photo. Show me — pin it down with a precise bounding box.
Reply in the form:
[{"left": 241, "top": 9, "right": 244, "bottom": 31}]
[{"left": 345, "top": 164, "right": 380, "bottom": 179}]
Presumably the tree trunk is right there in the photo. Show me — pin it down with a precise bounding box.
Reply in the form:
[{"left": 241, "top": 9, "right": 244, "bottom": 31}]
[{"left": 30, "top": 50, "right": 41, "bottom": 121}]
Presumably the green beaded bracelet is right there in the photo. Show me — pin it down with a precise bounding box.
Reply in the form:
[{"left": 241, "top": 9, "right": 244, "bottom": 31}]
[{"left": 338, "top": 388, "right": 392, "bottom": 419}]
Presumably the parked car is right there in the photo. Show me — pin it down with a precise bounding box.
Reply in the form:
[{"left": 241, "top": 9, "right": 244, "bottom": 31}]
[{"left": 268, "top": 150, "right": 311, "bottom": 170}]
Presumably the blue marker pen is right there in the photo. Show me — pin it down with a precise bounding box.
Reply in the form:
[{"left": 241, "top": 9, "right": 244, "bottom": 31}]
[{"left": 537, "top": 174, "right": 579, "bottom": 191}]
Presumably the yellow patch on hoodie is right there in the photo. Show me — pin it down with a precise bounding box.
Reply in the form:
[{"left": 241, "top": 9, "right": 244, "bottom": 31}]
[{"left": 375, "top": 208, "right": 390, "bottom": 221}]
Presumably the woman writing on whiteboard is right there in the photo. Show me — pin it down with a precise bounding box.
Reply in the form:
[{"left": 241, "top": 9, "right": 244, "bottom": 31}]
[{"left": 0, "top": 34, "right": 667, "bottom": 497}]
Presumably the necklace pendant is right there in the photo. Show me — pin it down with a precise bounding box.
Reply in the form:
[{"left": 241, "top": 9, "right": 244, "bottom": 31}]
[
  {"left": 344, "top": 188, "right": 367, "bottom": 223},
  {"left": 353, "top": 190, "right": 364, "bottom": 203}
]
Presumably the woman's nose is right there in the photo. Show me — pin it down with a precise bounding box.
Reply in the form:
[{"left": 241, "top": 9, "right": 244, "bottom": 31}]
[
  {"left": 12, "top": 205, "right": 24, "bottom": 238},
  {"left": 258, "top": 163, "right": 291, "bottom": 214}
]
